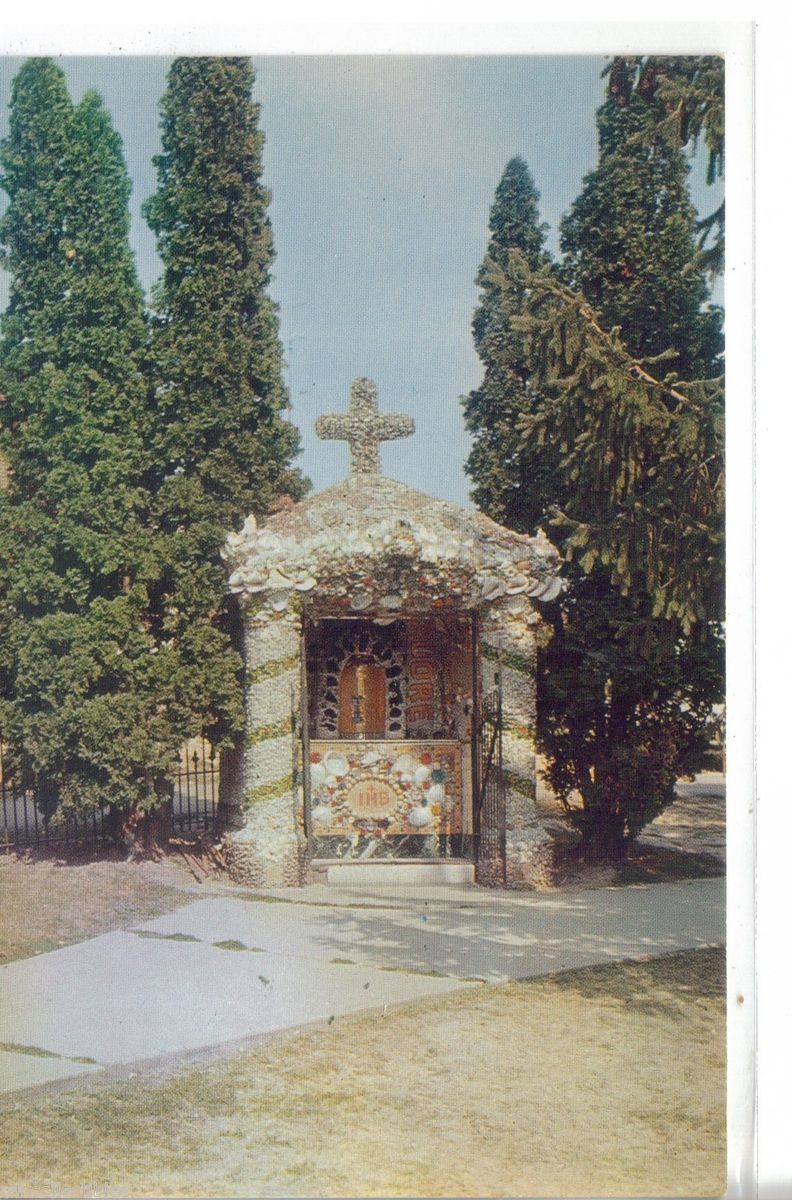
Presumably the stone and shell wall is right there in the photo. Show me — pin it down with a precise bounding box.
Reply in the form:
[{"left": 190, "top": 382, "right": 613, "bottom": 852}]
[
  {"left": 478, "top": 598, "right": 555, "bottom": 889},
  {"left": 221, "top": 596, "right": 553, "bottom": 890}
]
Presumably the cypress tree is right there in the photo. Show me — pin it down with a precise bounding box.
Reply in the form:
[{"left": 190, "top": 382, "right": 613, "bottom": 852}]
[
  {"left": 0, "top": 58, "right": 72, "bottom": 782},
  {"left": 142, "top": 57, "right": 307, "bottom": 765},
  {"left": 144, "top": 56, "right": 306, "bottom": 537},
  {"left": 462, "top": 157, "right": 550, "bottom": 529},
  {"left": 600, "top": 56, "right": 725, "bottom": 276},
  {"left": 559, "top": 57, "right": 722, "bottom": 381},
  {"left": 0, "top": 62, "right": 178, "bottom": 821}
]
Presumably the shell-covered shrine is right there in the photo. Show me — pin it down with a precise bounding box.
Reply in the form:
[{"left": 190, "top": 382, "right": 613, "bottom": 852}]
[{"left": 219, "top": 378, "right": 563, "bottom": 888}]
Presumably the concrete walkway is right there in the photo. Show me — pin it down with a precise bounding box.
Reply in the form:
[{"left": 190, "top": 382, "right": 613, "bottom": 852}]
[
  {"left": 0, "top": 877, "right": 724, "bottom": 1096},
  {"left": 638, "top": 775, "right": 726, "bottom": 861}
]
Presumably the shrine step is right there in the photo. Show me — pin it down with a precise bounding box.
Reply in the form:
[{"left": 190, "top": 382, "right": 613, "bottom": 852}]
[{"left": 324, "top": 861, "right": 475, "bottom": 887}]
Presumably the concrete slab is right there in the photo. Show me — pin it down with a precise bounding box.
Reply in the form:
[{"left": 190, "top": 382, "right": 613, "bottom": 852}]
[
  {"left": 0, "top": 1049, "right": 101, "bottom": 1094},
  {"left": 326, "top": 861, "right": 475, "bottom": 886},
  {"left": 139, "top": 878, "right": 725, "bottom": 982},
  {"left": 324, "top": 859, "right": 472, "bottom": 888},
  {"left": 0, "top": 929, "right": 468, "bottom": 1069}
]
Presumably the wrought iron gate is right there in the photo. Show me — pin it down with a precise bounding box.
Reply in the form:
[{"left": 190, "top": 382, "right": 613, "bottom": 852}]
[{"left": 472, "top": 670, "right": 506, "bottom": 883}]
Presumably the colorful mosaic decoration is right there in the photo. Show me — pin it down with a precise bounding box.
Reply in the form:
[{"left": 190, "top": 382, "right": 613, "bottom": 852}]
[{"left": 308, "top": 739, "right": 463, "bottom": 837}]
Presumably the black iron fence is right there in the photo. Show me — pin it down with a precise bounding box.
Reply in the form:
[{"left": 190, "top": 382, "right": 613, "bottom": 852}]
[
  {"left": 172, "top": 739, "right": 219, "bottom": 835},
  {"left": 0, "top": 738, "right": 219, "bottom": 850}
]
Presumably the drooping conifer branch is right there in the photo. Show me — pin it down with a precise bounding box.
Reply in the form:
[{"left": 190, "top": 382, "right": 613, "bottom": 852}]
[{"left": 493, "top": 257, "right": 724, "bottom": 634}]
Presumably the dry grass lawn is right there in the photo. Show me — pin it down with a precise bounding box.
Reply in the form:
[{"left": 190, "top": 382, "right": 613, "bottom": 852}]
[
  {"left": 0, "top": 855, "right": 195, "bottom": 963},
  {"left": 0, "top": 948, "right": 726, "bottom": 1199}
]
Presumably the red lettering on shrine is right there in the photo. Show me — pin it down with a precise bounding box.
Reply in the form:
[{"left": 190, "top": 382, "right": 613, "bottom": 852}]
[{"left": 347, "top": 778, "right": 399, "bottom": 817}]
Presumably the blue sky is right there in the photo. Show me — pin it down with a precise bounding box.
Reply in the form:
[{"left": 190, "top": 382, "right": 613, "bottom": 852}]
[{"left": 0, "top": 55, "right": 722, "bottom": 506}]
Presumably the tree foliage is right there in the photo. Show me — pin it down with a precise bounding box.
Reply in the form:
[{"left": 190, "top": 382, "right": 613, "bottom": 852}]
[
  {"left": 559, "top": 63, "right": 723, "bottom": 381},
  {"left": 462, "top": 157, "right": 550, "bottom": 529},
  {"left": 144, "top": 57, "right": 307, "bottom": 537},
  {"left": 142, "top": 57, "right": 308, "bottom": 755},
  {"left": 0, "top": 56, "right": 307, "bottom": 829},
  {"left": 465, "top": 57, "right": 725, "bottom": 859},
  {"left": 603, "top": 55, "right": 725, "bottom": 275},
  {"left": 0, "top": 61, "right": 178, "bottom": 818},
  {"left": 505, "top": 268, "right": 724, "bottom": 634}
]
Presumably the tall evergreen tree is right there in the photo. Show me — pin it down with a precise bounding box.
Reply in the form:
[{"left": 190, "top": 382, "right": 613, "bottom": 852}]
[
  {"left": 142, "top": 57, "right": 307, "bottom": 763},
  {"left": 144, "top": 56, "right": 306, "bottom": 536},
  {"left": 462, "top": 157, "right": 550, "bottom": 529},
  {"left": 465, "top": 58, "right": 725, "bottom": 860},
  {"left": 0, "top": 62, "right": 183, "bottom": 820},
  {"left": 601, "top": 56, "right": 725, "bottom": 276},
  {"left": 559, "top": 59, "right": 722, "bottom": 382}
]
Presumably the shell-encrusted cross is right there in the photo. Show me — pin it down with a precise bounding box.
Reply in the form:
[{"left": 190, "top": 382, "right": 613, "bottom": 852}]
[{"left": 315, "top": 378, "right": 415, "bottom": 475}]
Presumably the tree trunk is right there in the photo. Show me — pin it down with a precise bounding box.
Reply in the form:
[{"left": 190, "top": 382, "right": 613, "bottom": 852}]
[
  {"left": 579, "top": 815, "right": 627, "bottom": 864},
  {"left": 577, "top": 779, "right": 627, "bottom": 864},
  {"left": 119, "top": 776, "right": 173, "bottom": 859}
]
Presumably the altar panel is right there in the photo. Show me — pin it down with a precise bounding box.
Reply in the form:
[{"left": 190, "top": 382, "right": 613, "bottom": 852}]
[{"left": 309, "top": 739, "right": 464, "bottom": 840}]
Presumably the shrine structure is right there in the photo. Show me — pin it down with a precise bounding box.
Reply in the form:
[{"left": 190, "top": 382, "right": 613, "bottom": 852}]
[{"left": 219, "top": 378, "right": 563, "bottom": 888}]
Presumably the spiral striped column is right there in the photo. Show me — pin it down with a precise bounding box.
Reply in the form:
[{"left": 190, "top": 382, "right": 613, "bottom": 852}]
[{"left": 222, "top": 604, "right": 306, "bottom": 887}]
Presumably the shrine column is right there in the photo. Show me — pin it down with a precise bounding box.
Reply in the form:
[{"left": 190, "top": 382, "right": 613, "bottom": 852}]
[
  {"left": 479, "top": 601, "right": 554, "bottom": 889},
  {"left": 221, "top": 601, "right": 306, "bottom": 887}
]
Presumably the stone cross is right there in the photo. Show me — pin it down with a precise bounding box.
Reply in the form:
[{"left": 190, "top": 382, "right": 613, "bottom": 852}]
[{"left": 315, "top": 377, "right": 415, "bottom": 475}]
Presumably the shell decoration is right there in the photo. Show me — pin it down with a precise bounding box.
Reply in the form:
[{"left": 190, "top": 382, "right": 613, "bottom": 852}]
[
  {"left": 323, "top": 752, "right": 350, "bottom": 778},
  {"left": 221, "top": 484, "right": 564, "bottom": 613}
]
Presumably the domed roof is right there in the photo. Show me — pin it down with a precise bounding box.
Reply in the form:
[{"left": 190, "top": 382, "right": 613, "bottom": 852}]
[
  {"left": 222, "top": 473, "right": 563, "bottom": 616},
  {"left": 221, "top": 377, "right": 563, "bottom": 616}
]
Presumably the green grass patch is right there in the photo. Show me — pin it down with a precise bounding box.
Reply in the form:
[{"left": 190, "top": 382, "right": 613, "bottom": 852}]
[
  {"left": 0, "top": 1042, "right": 97, "bottom": 1065},
  {"left": 0, "top": 1041, "right": 60, "bottom": 1059},
  {"left": 378, "top": 964, "right": 449, "bottom": 978},
  {"left": 228, "top": 892, "right": 406, "bottom": 912}
]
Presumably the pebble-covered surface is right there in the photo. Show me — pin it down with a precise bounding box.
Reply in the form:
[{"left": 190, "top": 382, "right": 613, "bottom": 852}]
[
  {"left": 222, "top": 474, "right": 563, "bottom": 621},
  {"left": 479, "top": 606, "right": 554, "bottom": 888},
  {"left": 222, "top": 609, "right": 306, "bottom": 888},
  {"left": 314, "top": 376, "right": 415, "bottom": 475}
]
